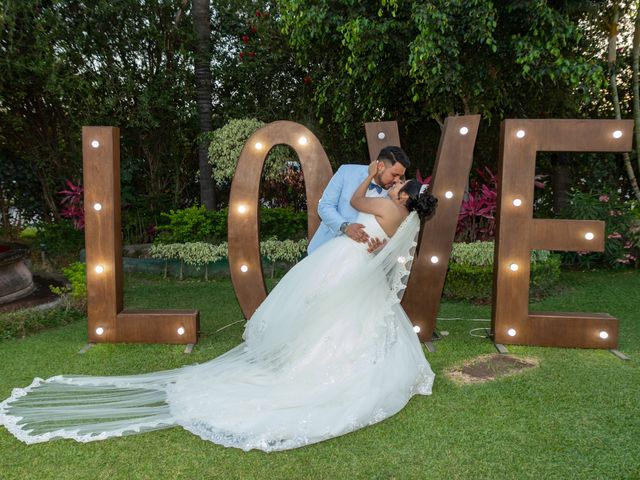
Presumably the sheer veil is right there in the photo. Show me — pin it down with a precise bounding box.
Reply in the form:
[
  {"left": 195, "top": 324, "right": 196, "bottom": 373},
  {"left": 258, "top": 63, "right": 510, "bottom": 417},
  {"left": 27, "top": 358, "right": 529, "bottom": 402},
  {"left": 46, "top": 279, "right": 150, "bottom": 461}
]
[{"left": 369, "top": 211, "right": 420, "bottom": 302}]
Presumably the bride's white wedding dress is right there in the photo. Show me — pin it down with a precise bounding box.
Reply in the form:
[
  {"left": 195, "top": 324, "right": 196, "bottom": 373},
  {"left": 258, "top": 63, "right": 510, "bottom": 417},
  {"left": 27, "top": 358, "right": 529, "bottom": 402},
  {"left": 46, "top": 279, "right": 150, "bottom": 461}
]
[{"left": 0, "top": 212, "right": 434, "bottom": 452}]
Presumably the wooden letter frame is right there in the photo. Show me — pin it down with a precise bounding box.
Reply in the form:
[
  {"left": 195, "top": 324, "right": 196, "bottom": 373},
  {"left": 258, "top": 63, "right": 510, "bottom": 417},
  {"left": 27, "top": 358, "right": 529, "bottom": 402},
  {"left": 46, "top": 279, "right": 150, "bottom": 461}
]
[
  {"left": 491, "top": 119, "right": 633, "bottom": 349},
  {"left": 83, "top": 127, "right": 199, "bottom": 344}
]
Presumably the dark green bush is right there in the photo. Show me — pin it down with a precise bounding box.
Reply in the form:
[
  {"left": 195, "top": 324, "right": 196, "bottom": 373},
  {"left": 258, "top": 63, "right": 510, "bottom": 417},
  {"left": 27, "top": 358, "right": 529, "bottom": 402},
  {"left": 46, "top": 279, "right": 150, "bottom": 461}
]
[
  {"left": 560, "top": 190, "right": 639, "bottom": 268},
  {"left": 36, "top": 219, "right": 84, "bottom": 258},
  {"left": 155, "top": 205, "right": 307, "bottom": 244},
  {"left": 155, "top": 205, "right": 219, "bottom": 244},
  {"left": 443, "top": 257, "right": 561, "bottom": 303},
  {"left": 0, "top": 307, "right": 85, "bottom": 340},
  {"left": 50, "top": 262, "right": 87, "bottom": 311},
  {"left": 259, "top": 208, "right": 307, "bottom": 239}
]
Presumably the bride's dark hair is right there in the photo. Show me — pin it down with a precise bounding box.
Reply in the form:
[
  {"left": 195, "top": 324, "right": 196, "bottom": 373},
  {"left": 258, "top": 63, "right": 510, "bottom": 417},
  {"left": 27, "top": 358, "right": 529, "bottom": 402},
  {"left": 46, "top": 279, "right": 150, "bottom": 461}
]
[{"left": 399, "top": 179, "right": 438, "bottom": 220}]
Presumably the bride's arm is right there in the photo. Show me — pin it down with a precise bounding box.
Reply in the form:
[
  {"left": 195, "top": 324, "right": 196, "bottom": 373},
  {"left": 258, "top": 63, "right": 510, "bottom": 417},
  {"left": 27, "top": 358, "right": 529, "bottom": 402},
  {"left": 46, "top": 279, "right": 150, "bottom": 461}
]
[{"left": 350, "top": 161, "right": 388, "bottom": 216}]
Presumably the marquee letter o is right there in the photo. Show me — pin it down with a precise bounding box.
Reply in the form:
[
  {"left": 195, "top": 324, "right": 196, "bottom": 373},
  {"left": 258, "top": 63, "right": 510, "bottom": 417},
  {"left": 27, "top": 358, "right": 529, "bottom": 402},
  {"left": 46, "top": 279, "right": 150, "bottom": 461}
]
[{"left": 228, "top": 121, "right": 333, "bottom": 319}]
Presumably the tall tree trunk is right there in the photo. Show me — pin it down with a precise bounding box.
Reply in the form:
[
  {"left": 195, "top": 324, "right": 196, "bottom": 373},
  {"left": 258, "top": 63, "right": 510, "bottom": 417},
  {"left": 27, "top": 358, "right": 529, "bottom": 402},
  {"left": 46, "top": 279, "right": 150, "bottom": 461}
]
[
  {"left": 632, "top": 6, "right": 640, "bottom": 175},
  {"left": 192, "top": 0, "right": 216, "bottom": 210},
  {"left": 36, "top": 166, "right": 61, "bottom": 222},
  {"left": 608, "top": 5, "right": 640, "bottom": 202},
  {"left": 551, "top": 152, "right": 571, "bottom": 216},
  {"left": 0, "top": 187, "right": 10, "bottom": 234}
]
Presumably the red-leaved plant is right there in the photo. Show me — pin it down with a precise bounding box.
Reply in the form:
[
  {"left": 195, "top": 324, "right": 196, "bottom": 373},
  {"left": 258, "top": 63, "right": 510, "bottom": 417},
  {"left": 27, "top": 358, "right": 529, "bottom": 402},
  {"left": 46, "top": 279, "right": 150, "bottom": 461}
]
[
  {"left": 59, "top": 180, "right": 84, "bottom": 230},
  {"left": 416, "top": 167, "right": 545, "bottom": 242}
]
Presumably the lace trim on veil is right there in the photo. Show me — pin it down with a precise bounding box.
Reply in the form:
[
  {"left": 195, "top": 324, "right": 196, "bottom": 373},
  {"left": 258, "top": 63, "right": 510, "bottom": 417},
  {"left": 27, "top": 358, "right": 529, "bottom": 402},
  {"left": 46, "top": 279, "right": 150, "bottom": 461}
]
[{"left": 372, "top": 211, "right": 421, "bottom": 302}]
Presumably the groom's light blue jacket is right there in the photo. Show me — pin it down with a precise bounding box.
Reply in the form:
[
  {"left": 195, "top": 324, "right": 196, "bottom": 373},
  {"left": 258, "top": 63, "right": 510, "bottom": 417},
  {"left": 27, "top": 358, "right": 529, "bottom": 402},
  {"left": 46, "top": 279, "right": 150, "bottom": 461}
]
[{"left": 308, "top": 164, "right": 386, "bottom": 254}]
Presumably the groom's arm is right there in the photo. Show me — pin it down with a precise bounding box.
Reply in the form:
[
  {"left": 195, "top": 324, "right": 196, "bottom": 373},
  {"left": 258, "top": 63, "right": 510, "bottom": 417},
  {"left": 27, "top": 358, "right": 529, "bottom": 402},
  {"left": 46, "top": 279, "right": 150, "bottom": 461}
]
[{"left": 317, "top": 166, "right": 349, "bottom": 234}]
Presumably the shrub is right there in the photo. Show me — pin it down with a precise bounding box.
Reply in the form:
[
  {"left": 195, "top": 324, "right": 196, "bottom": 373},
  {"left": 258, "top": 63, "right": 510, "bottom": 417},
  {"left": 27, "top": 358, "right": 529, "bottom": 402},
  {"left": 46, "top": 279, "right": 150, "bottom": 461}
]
[
  {"left": 560, "top": 190, "right": 639, "bottom": 268},
  {"left": 417, "top": 167, "right": 545, "bottom": 243},
  {"left": 58, "top": 179, "right": 85, "bottom": 230},
  {"left": 150, "top": 238, "right": 308, "bottom": 280},
  {"left": 36, "top": 219, "right": 84, "bottom": 258},
  {"left": 49, "top": 261, "right": 87, "bottom": 311},
  {"left": 449, "top": 241, "right": 551, "bottom": 266},
  {"left": 0, "top": 307, "right": 85, "bottom": 340},
  {"left": 208, "top": 118, "right": 296, "bottom": 186},
  {"left": 154, "top": 205, "right": 307, "bottom": 244},
  {"left": 150, "top": 242, "right": 229, "bottom": 280},
  {"left": 63, "top": 262, "right": 87, "bottom": 304},
  {"left": 154, "top": 204, "right": 221, "bottom": 244},
  {"left": 19, "top": 226, "right": 38, "bottom": 241},
  {"left": 443, "top": 241, "right": 561, "bottom": 303},
  {"left": 260, "top": 238, "right": 308, "bottom": 277},
  {"left": 260, "top": 208, "right": 307, "bottom": 239}
]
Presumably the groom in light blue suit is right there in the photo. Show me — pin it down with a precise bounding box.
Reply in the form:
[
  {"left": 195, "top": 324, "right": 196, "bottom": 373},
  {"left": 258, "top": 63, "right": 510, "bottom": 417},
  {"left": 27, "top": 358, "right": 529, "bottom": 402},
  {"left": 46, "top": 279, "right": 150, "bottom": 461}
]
[{"left": 307, "top": 146, "right": 410, "bottom": 254}]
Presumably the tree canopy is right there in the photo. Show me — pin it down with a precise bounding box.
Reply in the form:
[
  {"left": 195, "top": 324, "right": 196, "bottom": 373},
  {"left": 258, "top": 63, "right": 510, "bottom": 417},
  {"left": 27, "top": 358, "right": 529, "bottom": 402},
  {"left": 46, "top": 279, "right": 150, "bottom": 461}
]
[{"left": 1, "top": 0, "right": 637, "bottom": 241}]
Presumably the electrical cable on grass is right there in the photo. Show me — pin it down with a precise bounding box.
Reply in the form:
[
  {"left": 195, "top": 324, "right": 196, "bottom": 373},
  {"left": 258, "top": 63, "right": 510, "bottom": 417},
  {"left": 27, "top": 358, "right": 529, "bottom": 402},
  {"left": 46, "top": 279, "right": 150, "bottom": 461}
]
[
  {"left": 203, "top": 317, "right": 492, "bottom": 338},
  {"left": 469, "top": 327, "right": 492, "bottom": 338},
  {"left": 436, "top": 317, "right": 492, "bottom": 338}
]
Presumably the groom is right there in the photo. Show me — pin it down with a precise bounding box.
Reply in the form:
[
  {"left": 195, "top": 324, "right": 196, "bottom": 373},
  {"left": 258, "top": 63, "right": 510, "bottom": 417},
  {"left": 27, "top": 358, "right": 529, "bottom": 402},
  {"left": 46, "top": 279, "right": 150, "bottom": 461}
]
[{"left": 307, "top": 146, "right": 410, "bottom": 254}]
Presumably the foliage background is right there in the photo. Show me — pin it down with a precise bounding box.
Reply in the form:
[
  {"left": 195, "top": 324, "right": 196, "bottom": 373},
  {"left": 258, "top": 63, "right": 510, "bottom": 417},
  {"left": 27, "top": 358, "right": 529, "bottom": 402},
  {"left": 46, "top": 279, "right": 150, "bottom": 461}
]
[{"left": 1, "top": 0, "right": 639, "bottom": 265}]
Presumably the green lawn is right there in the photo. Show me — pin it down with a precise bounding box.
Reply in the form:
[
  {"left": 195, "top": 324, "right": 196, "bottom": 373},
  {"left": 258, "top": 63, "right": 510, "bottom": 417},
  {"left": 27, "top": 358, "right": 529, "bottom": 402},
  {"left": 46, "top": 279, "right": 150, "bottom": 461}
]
[{"left": 1, "top": 270, "right": 639, "bottom": 479}]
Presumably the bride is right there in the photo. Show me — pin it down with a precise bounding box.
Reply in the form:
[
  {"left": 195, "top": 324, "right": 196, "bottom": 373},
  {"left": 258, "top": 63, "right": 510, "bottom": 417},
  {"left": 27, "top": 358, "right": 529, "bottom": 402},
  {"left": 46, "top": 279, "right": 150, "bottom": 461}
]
[{"left": 0, "top": 161, "right": 438, "bottom": 452}]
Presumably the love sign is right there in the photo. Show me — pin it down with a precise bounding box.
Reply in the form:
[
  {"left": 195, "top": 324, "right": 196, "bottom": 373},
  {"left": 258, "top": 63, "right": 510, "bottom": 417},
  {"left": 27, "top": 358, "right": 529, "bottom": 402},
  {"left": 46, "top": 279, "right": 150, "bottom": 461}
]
[{"left": 82, "top": 116, "right": 632, "bottom": 350}]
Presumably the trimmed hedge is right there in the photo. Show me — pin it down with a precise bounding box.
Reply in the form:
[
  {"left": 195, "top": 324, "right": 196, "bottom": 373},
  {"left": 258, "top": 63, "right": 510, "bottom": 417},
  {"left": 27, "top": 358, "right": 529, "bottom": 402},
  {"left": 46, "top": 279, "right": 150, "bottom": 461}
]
[
  {"left": 155, "top": 205, "right": 307, "bottom": 244},
  {"left": 443, "top": 242, "right": 561, "bottom": 303},
  {"left": 0, "top": 306, "right": 85, "bottom": 340}
]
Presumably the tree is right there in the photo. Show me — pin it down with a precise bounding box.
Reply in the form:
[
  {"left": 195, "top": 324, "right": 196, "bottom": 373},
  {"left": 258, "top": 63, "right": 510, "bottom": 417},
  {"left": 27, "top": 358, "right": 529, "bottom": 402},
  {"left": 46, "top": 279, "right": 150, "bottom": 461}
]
[
  {"left": 192, "top": 0, "right": 217, "bottom": 210},
  {"left": 277, "top": 0, "right": 610, "bottom": 178},
  {"left": 209, "top": 2, "right": 316, "bottom": 127},
  {"left": 605, "top": 1, "right": 640, "bottom": 201},
  {"left": 1, "top": 0, "right": 200, "bottom": 240}
]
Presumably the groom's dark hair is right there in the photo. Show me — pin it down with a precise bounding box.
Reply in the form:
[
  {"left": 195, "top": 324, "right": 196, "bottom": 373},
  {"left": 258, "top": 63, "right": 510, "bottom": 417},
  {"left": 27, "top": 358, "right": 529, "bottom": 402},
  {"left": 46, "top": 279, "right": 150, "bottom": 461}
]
[{"left": 377, "top": 146, "right": 410, "bottom": 169}]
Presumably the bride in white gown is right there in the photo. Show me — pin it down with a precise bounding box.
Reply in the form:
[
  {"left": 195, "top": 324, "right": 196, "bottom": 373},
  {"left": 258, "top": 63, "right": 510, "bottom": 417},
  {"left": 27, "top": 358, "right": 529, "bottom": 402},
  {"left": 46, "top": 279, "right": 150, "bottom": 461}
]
[{"left": 0, "top": 162, "right": 438, "bottom": 452}]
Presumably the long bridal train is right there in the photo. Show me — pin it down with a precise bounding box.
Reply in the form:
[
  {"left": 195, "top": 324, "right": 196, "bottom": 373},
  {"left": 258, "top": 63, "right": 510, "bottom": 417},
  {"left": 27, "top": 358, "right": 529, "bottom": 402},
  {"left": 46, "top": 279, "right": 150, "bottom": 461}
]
[{"left": 0, "top": 212, "right": 434, "bottom": 452}]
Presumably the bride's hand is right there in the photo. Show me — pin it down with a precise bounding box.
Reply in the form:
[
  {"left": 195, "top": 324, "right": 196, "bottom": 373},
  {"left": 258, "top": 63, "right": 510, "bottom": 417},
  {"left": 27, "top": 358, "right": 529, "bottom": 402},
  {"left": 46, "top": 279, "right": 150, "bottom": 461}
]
[
  {"left": 367, "top": 237, "right": 387, "bottom": 254},
  {"left": 345, "top": 223, "right": 369, "bottom": 243}
]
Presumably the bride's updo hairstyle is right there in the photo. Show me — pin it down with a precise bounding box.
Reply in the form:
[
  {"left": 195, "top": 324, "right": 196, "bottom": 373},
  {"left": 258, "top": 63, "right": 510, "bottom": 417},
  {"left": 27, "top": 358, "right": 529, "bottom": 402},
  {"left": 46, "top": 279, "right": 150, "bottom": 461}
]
[{"left": 399, "top": 179, "right": 438, "bottom": 221}]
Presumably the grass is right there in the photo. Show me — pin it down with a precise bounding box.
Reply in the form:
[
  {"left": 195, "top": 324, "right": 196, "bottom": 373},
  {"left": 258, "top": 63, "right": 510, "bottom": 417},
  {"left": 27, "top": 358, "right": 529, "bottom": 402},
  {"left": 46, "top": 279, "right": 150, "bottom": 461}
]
[{"left": 0, "top": 270, "right": 639, "bottom": 479}]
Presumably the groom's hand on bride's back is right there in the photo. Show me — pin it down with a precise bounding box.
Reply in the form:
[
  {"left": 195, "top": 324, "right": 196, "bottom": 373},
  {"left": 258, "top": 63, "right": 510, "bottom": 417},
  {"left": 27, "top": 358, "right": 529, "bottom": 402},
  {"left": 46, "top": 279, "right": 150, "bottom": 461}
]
[{"left": 345, "top": 223, "right": 369, "bottom": 243}]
